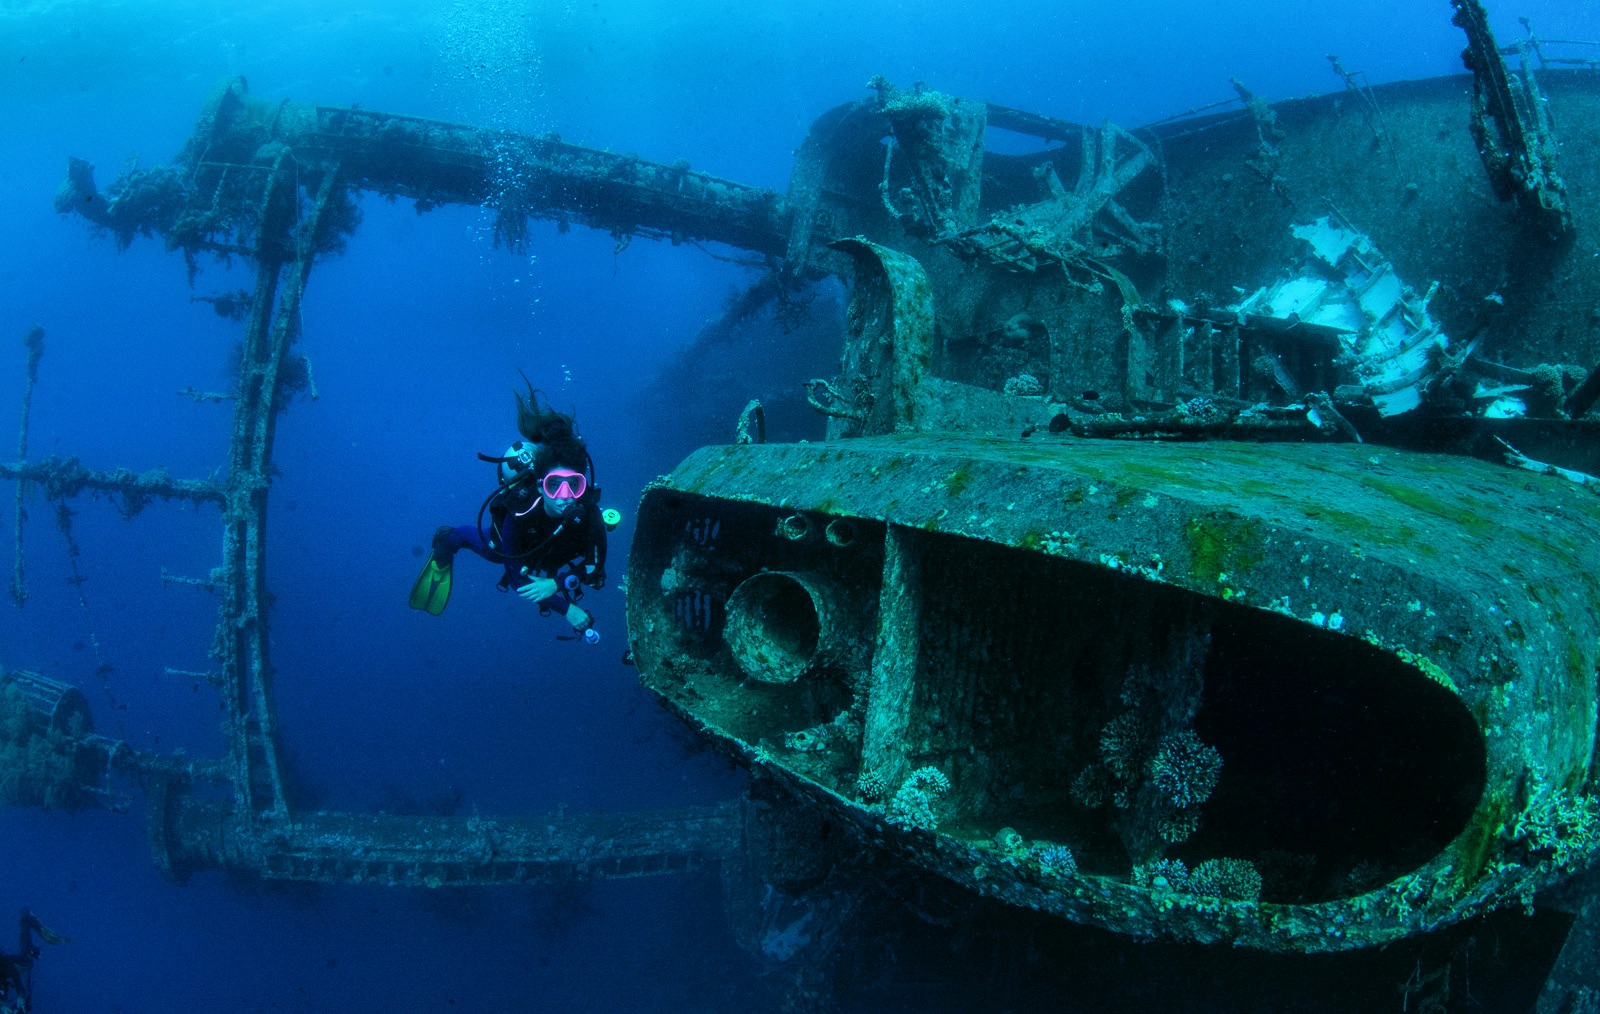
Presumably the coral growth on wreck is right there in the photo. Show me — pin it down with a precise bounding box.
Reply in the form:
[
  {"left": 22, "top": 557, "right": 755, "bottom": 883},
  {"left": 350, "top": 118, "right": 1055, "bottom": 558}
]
[
  {"left": 1188, "top": 858, "right": 1264, "bottom": 902},
  {"left": 885, "top": 766, "right": 951, "bottom": 832}
]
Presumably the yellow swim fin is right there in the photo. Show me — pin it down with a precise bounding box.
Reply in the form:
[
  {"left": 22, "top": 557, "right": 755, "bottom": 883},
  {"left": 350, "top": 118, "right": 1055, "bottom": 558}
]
[{"left": 409, "top": 555, "right": 452, "bottom": 616}]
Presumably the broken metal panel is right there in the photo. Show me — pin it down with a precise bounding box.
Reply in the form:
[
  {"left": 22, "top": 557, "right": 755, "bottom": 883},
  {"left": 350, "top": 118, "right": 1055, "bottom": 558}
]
[
  {"left": 1233, "top": 215, "right": 1452, "bottom": 416},
  {"left": 816, "top": 238, "right": 935, "bottom": 438},
  {"left": 628, "top": 433, "right": 1600, "bottom": 950},
  {"left": 912, "top": 71, "right": 1600, "bottom": 412},
  {"left": 784, "top": 71, "right": 1600, "bottom": 417}
]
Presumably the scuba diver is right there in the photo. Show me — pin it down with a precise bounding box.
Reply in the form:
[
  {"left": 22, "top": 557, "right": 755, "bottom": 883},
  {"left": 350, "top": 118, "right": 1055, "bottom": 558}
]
[
  {"left": 410, "top": 385, "right": 618, "bottom": 643},
  {"left": 0, "top": 909, "right": 66, "bottom": 1014}
]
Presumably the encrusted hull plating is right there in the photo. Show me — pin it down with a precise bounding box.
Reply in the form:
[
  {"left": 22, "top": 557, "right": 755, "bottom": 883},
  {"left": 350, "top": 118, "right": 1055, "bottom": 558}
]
[{"left": 628, "top": 434, "right": 1600, "bottom": 951}]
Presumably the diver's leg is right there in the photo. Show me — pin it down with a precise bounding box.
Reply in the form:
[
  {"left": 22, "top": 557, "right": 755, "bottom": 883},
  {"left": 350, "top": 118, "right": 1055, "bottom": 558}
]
[{"left": 446, "top": 524, "right": 501, "bottom": 563}]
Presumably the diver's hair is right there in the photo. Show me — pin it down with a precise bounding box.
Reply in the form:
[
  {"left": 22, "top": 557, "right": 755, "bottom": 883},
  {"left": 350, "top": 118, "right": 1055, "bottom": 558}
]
[{"left": 515, "top": 382, "right": 587, "bottom": 475}]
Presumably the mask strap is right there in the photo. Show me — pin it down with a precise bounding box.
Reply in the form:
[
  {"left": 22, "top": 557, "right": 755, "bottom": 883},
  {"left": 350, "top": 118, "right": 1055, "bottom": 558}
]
[{"left": 515, "top": 496, "right": 543, "bottom": 517}]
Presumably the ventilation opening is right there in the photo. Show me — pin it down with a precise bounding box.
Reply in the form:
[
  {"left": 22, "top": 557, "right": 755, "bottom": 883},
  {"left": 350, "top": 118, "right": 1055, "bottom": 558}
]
[
  {"left": 725, "top": 572, "right": 823, "bottom": 683},
  {"left": 674, "top": 589, "right": 723, "bottom": 634},
  {"left": 1189, "top": 613, "right": 1486, "bottom": 902},
  {"left": 908, "top": 536, "right": 1485, "bottom": 903}
]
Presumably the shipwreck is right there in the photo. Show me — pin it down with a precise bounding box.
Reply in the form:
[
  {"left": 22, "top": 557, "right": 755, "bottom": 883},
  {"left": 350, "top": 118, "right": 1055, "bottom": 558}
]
[{"left": 6, "top": 1, "right": 1600, "bottom": 1007}]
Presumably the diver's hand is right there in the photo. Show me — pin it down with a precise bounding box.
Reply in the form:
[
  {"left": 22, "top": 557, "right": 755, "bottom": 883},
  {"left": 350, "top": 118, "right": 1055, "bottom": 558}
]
[
  {"left": 518, "top": 577, "right": 558, "bottom": 602},
  {"left": 565, "top": 603, "right": 591, "bottom": 631}
]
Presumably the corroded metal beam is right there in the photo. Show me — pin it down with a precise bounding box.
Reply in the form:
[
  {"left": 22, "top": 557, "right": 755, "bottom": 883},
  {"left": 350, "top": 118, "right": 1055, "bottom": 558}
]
[
  {"left": 0, "top": 458, "right": 226, "bottom": 509},
  {"left": 10, "top": 327, "right": 44, "bottom": 608},
  {"left": 211, "top": 158, "right": 343, "bottom": 822},
  {"left": 58, "top": 78, "right": 791, "bottom": 261},
  {"left": 1452, "top": 0, "right": 1570, "bottom": 238},
  {"left": 150, "top": 790, "right": 744, "bottom": 887}
]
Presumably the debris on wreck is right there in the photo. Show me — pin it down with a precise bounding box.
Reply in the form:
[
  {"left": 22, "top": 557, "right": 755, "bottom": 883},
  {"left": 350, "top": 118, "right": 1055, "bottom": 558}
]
[
  {"left": 939, "top": 117, "right": 1160, "bottom": 284},
  {"left": 1497, "top": 436, "right": 1600, "bottom": 490},
  {"left": 1233, "top": 214, "right": 1451, "bottom": 417},
  {"left": 869, "top": 76, "right": 985, "bottom": 242},
  {"left": 0, "top": 672, "right": 90, "bottom": 810}
]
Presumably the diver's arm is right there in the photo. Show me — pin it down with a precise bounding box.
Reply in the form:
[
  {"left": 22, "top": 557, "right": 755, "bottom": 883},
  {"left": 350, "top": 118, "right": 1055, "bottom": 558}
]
[
  {"left": 516, "top": 574, "right": 560, "bottom": 603},
  {"left": 515, "top": 573, "right": 592, "bottom": 637},
  {"left": 564, "top": 602, "right": 592, "bottom": 633},
  {"left": 537, "top": 567, "right": 594, "bottom": 636}
]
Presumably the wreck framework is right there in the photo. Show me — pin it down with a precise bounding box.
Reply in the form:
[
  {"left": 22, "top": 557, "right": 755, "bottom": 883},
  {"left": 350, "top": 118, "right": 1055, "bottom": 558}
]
[
  {"left": 2, "top": 3, "right": 1600, "bottom": 1006},
  {"left": 11, "top": 78, "right": 755, "bottom": 890}
]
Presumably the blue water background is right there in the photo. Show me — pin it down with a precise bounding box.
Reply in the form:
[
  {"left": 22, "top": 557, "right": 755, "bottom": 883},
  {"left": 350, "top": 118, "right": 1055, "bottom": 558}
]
[{"left": 0, "top": 1, "right": 1593, "bottom": 1009}]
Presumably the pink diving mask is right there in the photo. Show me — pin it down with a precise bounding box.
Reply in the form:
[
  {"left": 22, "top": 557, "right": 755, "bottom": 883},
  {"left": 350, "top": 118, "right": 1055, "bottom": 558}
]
[{"left": 540, "top": 468, "right": 587, "bottom": 501}]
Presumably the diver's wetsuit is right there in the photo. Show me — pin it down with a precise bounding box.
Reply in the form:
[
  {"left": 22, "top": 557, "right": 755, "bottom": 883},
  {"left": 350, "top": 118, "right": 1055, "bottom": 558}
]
[{"left": 438, "top": 498, "right": 607, "bottom": 615}]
